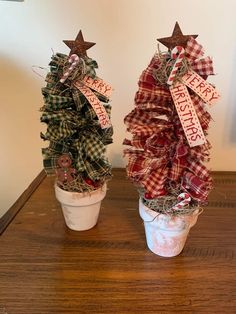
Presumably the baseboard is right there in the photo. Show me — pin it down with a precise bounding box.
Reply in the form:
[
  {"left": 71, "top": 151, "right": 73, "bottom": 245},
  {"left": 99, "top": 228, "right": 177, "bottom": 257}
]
[
  {"left": 211, "top": 171, "right": 236, "bottom": 175},
  {"left": 0, "top": 170, "right": 46, "bottom": 235}
]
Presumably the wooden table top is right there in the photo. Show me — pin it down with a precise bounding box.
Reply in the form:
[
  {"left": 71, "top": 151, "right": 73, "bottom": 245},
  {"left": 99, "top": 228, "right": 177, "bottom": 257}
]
[{"left": 0, "top": 169, "right": 236, "bottom": 314}]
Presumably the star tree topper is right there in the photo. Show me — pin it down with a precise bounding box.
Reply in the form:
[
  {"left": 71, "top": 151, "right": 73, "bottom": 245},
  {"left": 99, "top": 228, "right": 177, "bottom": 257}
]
[
  {"left": 157, "top": 22, "right": 198, "bottom": 50},
  {"left": 63, "top": 30, "right": 96, "bottom": 57}
]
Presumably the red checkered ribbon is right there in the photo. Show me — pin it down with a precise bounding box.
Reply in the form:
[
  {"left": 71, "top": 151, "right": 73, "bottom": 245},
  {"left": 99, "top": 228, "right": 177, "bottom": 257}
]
[
  {"left": 185, "top": 37, "right": 204, "bottom": 60},
  {"left": 123, "top": 37, "right": 214, "bottom": 202},
  {"left": 186, "top": 37, "right": 214, "bottom": 77}
]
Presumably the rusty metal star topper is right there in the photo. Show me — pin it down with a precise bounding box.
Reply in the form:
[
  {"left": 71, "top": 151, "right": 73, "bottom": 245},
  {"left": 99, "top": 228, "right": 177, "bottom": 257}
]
[
  {"left": 157, "top": 22, "right": 198, "bottom": 50},
  {"left": 63, "top": 30, "right": 96, "bottom": 57}
]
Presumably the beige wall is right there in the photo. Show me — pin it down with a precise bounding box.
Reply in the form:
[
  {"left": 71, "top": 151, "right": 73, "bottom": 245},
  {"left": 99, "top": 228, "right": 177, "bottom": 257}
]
[{"left": 1, "top": 0, "right": 236, "bottom": 217}]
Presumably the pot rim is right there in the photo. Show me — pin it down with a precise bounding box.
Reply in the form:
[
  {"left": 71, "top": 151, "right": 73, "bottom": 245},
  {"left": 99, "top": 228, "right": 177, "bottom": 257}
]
[
  {"left": 139, "top": 198, "right": 201, "bottom": 223},
  {"left": 54, "top": 183, "right": 107, "bottom": 197},
  {"left": 55, "top": 183, "right": 107, "bottom": 206}
]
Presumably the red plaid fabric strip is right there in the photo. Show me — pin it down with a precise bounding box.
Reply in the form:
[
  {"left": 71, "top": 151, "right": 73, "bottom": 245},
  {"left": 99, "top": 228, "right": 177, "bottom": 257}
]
[
  {"left": 136, "top": 102, "right": 172, "bottom": 114},
  {"left": 169, "top": 157, "right": 185, "bottom": 181},
  {"left": 124, "top": 108, "right": 171, "bottom": 137},
  {"left": 191, "top": 95, "right": 211, "bottom": 130},
  {"left": 185, "top": 37, "right": 204, "bottom": 61},
  {"left": 131, "top": 136, "right": 147, "bottom": 149},
  {"left": 123, "top": 148, "right": 144, "bottom": 159},
  {"left": 124, "top": 151, "right": 166, "bottom": 181},
  {"left": 131, "top": 124, "right": 169, "bottom": 137},
  {"left": 191, "top": 56, "right": 214, "bottom": 76},
  {"left": 182, "top": 172, "right": 212, "bottom": 201},
  {"left": 142, "top": 167, "right": 168, "bottom": 198},
  {"left": 124, "top": 108, "right": 171, "bottom": 126},
  {"left": 168, "top": 141, "right": 188, "bottom": 181},
  {"left": 123, "top": 136, "right": 147, "bottom": 149},
  {"left": 125, "top": 155, "right": 147, "bottom": 180},
  {"left": 189, "top": 143, "right": 211, "bottom": 163},
  {"left": 124, "top": 108, "right": 149, "bottom": 128},
  {"left": 145, "top": 134, "right": 172, "bottom": 155},
  {"left": 135, "top": 55, "right": 171, "bottom": 104},
  {"left": 185, "top": 37, "right": 214, "bottom": 76},
  {"left": 135, "top": 88, "right": 170, "bottom": 105},
  {"left": 187, "top": 159, "right": 210, "bottom": 180},
  {"left": 138, "top": 55, "right": 162, "bottom": 84}
]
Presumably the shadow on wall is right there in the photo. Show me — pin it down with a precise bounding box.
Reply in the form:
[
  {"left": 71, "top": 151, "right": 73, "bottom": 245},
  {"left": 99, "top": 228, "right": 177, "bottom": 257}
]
[
  {"left": 0, "top": 55, "right": 42, "bottom": 217},
  {"left": 110, "top": 152, "right": 125, "bottom": 169}
]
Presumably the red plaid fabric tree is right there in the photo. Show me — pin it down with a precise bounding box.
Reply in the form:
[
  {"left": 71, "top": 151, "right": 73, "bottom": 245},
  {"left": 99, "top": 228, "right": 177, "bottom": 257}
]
[{"left": 123, "top": 24, "right": 218, "bottom": 212}]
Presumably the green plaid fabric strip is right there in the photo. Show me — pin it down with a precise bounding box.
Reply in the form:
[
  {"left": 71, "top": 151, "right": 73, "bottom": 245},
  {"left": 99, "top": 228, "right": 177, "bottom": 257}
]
[
  {"left": 41, "top": 147, "right": 59, "bottom": 174},
  {"left": 83, "top": 134, "right": 106, "bottom": 160},
  {"left": 40, "top": 111, "right": 69, "bottom": 123},
  {"left": 103, "top": 103, "right": 112, "bottom": 117},
  {"left": 72, "top": 89, "right": 92, "bottom": 112},
  {"left": 49, "top": 53, "right": 68, "bottom": 70},
  {"left": 45, "top": 73, "right": 57, "bottom": 84},
  {"left": 84, "top": 158, "right": 112, "bottom": 181},
  {"left": 41, "top": 111, "right": 78, "bottom": 141},
  {"left": 42, "top": 156, "right": 58, "bottom": 175},
  {"left": 72, "top": 132, "right": 107, "bottom": 173},
  {"left": 42, "top": 123, "right": 74, "bottom": 141},
  {"left": 101, "top": 127, "right": 113, "bottom": 145},
  {"left": 42, "top": 140, "right": 78, "bottom": 174},
  {"left": 42, "top": 85, "right": 72, "bottom": 97},
  {"left": 84, "top": 57, "right": 98, "bottom": 79},
  {"left": 76, "top": 151, "right": 86, "bottom": 172},
  {"left": 94, "top": 126, "right": 113, "bottom": 145},
  {"left": 47, "top": 140, "right": 73, "bottom": 154},
  {"left": 43, "top": 94, "right": 74, "bottom": 111},
  {"left": 84, "top": 104, "right": 98, "bottom": 120}
]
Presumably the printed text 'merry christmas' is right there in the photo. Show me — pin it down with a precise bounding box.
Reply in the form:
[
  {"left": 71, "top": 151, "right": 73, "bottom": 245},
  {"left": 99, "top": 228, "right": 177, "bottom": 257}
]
[
  {"left": 170, "top": 82, "right": 206, "bottom": 147},
  {"left": 83, "top": 76, "right": 112, "bottom": 98},
  {"left": 182, "top": 70, "right": 220, "bottom": 106},
  {"left": 74, "top": 82, "right": 111, "bottom": 129}
]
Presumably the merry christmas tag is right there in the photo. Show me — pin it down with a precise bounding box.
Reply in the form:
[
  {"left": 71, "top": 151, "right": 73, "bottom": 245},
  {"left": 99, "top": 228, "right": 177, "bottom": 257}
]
[
  {"left": 181, "top": 69, "right": 220, "bottom": 106},
  {"left": 83, "top": 76, "right": 113, "bottom": 98},
  {"left": 170, "top": 81, "right": 206, "bottom": 147},
  {"left": 74, "top": 81, "right": 111, "bottom": 129}
]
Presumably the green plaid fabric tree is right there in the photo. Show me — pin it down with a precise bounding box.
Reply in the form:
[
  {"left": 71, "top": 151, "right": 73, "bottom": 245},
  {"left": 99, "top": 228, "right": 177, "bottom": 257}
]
[{"left": 40, "top": 31, "right": 113, "bottom": 192}]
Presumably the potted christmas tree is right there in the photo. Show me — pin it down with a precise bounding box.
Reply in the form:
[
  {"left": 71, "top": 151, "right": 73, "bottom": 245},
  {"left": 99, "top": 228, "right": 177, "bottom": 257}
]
[
  {"left": 40, "top": 30, "right": 113, "bottom": 231},
  {"left": 123, "top": 23, "right": 220, "bottom": 257}
]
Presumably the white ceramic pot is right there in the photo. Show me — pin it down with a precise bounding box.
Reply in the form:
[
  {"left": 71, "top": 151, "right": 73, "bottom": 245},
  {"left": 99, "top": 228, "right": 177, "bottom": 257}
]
[
  {"left": 139, "top": 199, "right": 201, "bottom": 257},
  {"left": 55, "top": 184, "right": 107, "bottom": 231}
]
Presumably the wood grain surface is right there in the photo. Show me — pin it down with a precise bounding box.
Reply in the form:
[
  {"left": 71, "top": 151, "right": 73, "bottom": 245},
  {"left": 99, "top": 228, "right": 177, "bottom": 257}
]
[
  {"left": 0, "top": 169, "right": 235, "bottom": 314},
  {"left": 0, "top": 170, "right": 46, "bottom": 235}
]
